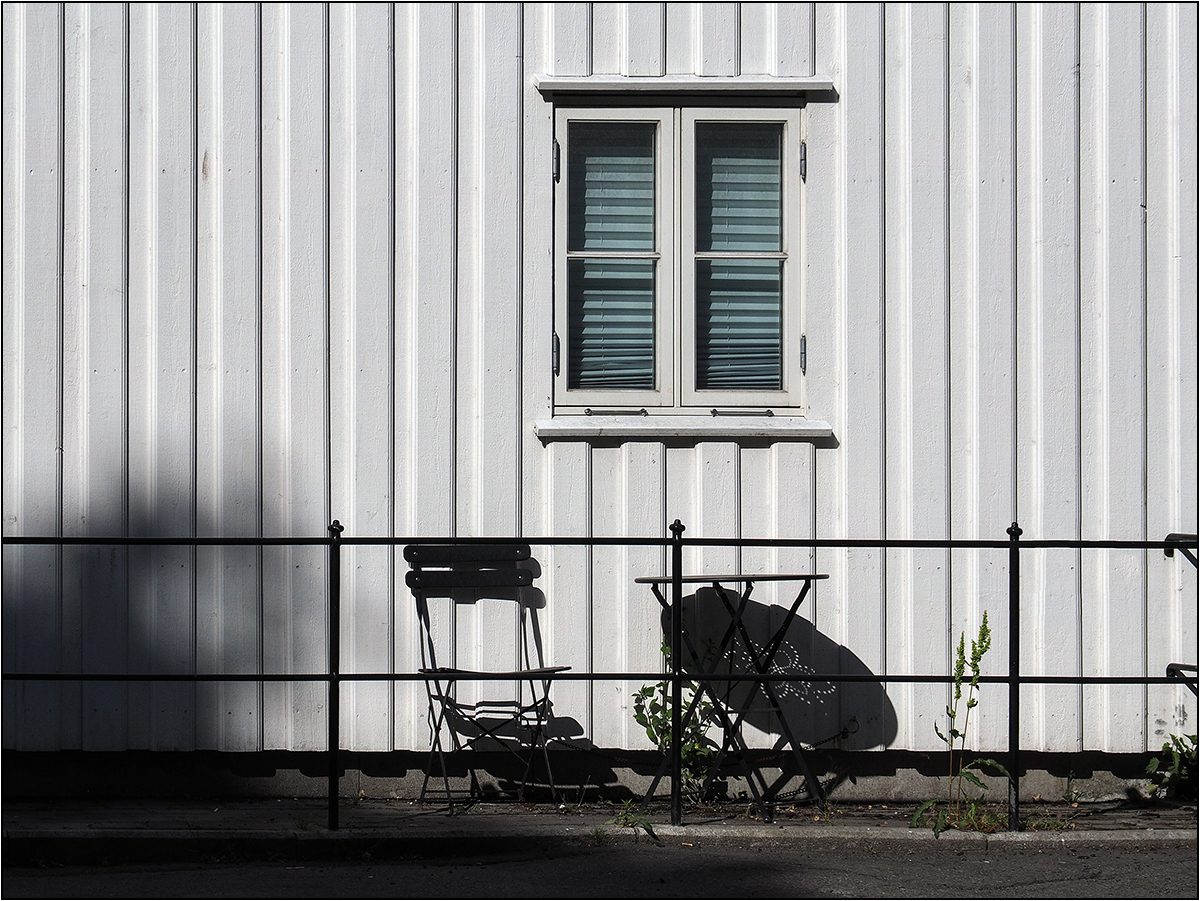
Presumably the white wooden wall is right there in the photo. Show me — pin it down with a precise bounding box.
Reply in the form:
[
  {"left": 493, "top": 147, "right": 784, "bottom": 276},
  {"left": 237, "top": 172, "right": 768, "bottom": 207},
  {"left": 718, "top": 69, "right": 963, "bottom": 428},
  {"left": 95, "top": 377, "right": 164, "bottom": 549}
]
[{"left": 3, "top": 3, "right": 1196, "bottom": 757}]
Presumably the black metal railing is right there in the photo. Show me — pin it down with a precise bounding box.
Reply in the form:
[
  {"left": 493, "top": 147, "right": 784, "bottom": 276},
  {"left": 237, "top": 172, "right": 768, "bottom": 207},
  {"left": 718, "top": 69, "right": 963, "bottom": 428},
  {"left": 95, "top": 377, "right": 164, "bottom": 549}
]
[{"left": 3, "top": 525, "right": 1196, "bottom": 830}]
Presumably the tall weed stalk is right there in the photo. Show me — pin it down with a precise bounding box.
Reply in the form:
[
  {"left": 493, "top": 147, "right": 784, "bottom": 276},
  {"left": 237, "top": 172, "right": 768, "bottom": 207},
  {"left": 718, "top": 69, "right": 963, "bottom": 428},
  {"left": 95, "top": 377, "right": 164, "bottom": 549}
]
[{"left": 914, "top": 611, "right": 1011, "bottom": 834}]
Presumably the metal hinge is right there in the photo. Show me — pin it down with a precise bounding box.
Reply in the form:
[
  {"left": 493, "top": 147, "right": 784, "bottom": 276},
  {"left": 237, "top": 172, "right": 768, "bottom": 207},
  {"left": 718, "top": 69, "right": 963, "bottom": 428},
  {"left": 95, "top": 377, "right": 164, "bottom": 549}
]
[
  {"left": 552, "top": 331, "right": 560, "bottom": 375},
  {"left": 800, "top": 333, "right": 807, "bottom": 375},
  {"left": 800, "top": 141, "right": 807, "bottom": 182},
  {"left": 553, "top": 139, "right": 560, "bottom": 182}
]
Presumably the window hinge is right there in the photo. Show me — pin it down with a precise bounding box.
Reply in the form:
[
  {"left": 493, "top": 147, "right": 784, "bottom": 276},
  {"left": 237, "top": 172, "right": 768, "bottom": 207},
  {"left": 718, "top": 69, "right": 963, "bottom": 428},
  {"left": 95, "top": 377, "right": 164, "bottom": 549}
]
[
  {"left": 800, "top": 141, "right": 807, "bottom": 182},
  {"left": 800, "top": 333, "right": 807, "bottom": 375},
  {"left": 553, "top": 139, "right": 560, "bottom": 182},
  {"left": 552, "top": 331, "right": 560, "bottom": 375}
]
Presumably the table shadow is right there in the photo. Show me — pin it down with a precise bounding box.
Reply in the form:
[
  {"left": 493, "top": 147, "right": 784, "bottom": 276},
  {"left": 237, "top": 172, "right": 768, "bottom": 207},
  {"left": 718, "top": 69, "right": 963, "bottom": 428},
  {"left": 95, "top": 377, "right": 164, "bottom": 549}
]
[{"left": 664, "top": 587, "right": 899, "bottom": 753}]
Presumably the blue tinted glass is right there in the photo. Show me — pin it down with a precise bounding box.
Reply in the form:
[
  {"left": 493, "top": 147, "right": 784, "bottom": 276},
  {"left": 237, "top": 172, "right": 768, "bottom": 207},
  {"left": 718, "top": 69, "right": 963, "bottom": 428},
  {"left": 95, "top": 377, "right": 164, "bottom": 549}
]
[
  {"left": 568, "top": 258, "right": 656, "bottom": 389},
  {"left": 569, "top": 122, "right": 656, "bottom": 252},
  {"left": 696, "top": 259, "right": 782, "bottom": 390},
  {"left": 696, "top": 123, "right": 783, "bottom": 253}
]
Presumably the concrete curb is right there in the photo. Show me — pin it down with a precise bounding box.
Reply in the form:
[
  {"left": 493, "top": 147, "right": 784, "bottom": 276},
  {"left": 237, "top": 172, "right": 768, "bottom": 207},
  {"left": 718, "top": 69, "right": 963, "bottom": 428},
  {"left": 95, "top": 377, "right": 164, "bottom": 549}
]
[
  {"left": 652, "top": 824, "right": 1199, "bottom": 845},
  {"left": 5, "top": 821, "right": 1196, "bottom": 867}
]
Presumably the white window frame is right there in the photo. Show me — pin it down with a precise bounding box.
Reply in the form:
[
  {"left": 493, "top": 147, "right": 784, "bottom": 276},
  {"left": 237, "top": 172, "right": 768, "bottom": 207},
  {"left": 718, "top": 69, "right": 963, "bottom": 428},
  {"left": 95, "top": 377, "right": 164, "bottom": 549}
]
[
  {"left": 553, "top": 104, "right": 804, "bottom": 414},
  {"left": 554, "top": 107, "right": 675, "bottom": 409}
]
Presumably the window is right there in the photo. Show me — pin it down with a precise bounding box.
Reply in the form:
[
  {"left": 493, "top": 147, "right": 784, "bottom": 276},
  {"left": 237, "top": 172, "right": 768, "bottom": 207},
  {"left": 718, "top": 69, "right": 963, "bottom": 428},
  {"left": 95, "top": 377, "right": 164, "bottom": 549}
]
[{"left": 554, "top": 106, "right": 804, "bottom": 413}]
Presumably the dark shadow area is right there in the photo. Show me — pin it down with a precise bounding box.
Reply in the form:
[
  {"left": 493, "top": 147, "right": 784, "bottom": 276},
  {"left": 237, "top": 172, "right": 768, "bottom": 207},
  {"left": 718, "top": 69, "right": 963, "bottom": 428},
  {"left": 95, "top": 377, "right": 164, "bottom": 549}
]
[
  {"left": 665, "top": 587, "right": 899, "bottom": 751},
  {"left": 1, "top": 747, "right": 1173, "bottom": 803}
]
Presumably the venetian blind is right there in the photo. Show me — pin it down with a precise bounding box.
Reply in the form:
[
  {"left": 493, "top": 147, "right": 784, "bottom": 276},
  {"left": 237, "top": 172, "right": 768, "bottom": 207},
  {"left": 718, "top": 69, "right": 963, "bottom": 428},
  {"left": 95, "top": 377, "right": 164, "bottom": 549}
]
[
  {"left": 567, "top": 122, "right": 657, "bottom": 389},
  {"left": 694, "top": 123, "right": 784, "bottom": 390}
]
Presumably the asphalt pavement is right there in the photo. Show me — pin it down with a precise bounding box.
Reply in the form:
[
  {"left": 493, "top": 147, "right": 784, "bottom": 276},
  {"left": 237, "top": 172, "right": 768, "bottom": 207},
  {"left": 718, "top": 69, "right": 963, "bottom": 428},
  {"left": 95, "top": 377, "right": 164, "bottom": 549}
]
[{"left": 2, "top": 796, "right": 1196, "bottom": 899}]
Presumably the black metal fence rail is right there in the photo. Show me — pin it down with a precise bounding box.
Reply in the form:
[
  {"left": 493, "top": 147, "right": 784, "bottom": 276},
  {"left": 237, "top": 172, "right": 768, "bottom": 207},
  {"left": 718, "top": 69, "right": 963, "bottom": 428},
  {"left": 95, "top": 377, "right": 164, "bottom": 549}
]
[{"left": 3, "top": 525, "right": 1197, "bottom": 831}]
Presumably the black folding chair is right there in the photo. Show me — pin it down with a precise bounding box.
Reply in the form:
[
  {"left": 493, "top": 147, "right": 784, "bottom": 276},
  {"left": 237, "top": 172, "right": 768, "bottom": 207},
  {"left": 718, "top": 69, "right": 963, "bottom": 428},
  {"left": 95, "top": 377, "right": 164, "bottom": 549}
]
[{"left": 405, "top": 543, "right": 570, "bottom": 806}]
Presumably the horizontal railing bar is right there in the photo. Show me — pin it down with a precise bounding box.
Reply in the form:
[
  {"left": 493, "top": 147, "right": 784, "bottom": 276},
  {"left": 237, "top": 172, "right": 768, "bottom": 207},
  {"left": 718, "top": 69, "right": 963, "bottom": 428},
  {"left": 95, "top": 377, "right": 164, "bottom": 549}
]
[
  {"left": 5, "top": 535, "right": 1194, "bottom": 551},
  {"left": 0, "top": 536, "right": 330, "bottom": 547},
  {"left": 4, "top": 672, "right": 1192, "bottom": 686}
]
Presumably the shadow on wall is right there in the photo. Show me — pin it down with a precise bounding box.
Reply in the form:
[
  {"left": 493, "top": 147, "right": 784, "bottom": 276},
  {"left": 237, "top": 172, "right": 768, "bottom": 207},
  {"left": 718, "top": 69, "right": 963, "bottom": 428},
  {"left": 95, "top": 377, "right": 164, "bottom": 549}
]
[
  {"left": 1, "top": 476, "right": 336, "bottom": 753},
  {"left": 665, "top": 588, "right": 899, "bottom": 753}
]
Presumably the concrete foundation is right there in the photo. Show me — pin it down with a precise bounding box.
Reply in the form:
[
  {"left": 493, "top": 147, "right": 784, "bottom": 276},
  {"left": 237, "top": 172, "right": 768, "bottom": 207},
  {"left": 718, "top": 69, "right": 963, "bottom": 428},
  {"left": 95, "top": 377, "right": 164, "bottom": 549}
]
[{"left": 2, "top": 748, "right": 1165, "bottom": 805}]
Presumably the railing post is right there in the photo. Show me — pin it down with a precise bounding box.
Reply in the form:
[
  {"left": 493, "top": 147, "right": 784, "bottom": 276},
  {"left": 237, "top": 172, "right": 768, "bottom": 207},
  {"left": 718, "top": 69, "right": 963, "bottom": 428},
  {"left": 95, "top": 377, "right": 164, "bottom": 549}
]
[
  {"left": 669, "top": 518, "right": 685, "bottom": 827},
  {"left": 1006, "top": 521, "right": 1022, "bottom": 832},
  {"left": 328, "top": 520, "right": 344, "bottom": 831}
]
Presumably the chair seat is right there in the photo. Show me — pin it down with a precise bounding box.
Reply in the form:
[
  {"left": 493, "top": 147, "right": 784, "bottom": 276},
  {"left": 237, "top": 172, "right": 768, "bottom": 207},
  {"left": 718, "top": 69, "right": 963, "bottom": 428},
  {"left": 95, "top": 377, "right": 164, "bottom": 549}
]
[{"left": 419, "top": 665, "right": 571, "bottom": 677}]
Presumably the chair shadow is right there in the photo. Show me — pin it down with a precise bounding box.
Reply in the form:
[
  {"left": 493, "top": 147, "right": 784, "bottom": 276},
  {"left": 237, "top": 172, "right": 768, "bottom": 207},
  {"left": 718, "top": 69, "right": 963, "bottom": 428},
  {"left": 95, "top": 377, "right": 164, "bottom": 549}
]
[{"left": 414, "top": 555, "right": 595, "bottom": 798}]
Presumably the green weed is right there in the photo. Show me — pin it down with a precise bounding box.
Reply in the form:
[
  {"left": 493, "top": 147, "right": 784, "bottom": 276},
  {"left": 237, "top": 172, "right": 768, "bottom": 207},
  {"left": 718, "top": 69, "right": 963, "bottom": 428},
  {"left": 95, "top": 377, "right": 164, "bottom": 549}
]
[{"left": 913, "top": 612, "right": 1012, "bottom": 836}]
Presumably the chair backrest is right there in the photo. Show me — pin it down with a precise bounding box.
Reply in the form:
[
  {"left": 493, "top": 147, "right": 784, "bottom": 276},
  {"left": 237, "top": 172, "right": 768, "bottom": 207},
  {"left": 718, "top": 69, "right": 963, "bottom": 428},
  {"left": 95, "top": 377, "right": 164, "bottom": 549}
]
[
  {"left": 404, "top": 544, "right": 539, "bottom": 678},
  {"left": 404, "top": 543, "right": 533, "bottom": 593}
]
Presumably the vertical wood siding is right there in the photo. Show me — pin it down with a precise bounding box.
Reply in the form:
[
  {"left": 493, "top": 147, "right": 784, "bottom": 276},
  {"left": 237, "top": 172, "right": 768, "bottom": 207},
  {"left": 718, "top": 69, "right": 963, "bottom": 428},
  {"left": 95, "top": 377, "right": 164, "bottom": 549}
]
[{"left": 3, "top": 3, "right": 1196, "bottom": 757}]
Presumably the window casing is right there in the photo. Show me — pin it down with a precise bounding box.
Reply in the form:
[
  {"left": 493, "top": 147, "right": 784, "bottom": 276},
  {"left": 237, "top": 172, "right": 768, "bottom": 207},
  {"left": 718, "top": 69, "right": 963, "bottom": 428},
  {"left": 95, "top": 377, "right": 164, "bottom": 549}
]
[{"left": 554, "top": 105, "right": 803, "bottom": 413}]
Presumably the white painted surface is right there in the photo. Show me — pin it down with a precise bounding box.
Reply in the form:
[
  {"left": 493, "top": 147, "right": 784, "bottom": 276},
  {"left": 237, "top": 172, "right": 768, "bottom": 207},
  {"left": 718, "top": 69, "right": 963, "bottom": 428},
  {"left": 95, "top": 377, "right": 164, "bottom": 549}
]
[{"left": 2, "top": 3, "right": 1196, "bottom": 757}]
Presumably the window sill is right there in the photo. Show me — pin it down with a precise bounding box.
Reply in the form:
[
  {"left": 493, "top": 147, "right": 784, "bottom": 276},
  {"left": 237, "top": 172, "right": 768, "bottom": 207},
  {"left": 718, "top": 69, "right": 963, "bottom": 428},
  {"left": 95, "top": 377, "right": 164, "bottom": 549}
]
[
  {"left": 533, "top": 74, "right": 836, "bottom": 97},
  {"left": 533, "top": 415, "right": 835, "bottom": 443}
]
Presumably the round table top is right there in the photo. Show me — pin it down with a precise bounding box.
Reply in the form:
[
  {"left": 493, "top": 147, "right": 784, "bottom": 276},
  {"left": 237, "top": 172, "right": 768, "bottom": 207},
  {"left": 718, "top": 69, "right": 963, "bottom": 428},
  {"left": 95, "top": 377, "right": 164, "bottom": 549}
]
[{"left": 634, "top": 573, "right": 828, "bottom": 585}]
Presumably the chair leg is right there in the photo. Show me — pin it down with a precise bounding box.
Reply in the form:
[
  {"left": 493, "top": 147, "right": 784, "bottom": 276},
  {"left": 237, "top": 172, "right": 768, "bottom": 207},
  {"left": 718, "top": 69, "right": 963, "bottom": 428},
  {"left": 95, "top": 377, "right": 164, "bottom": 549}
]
[
  {"left": 421, "top": 677, "right": 461, "bottom": 808},
  {"left": 521, "top": 677, "right": 561, "bottom": 804}
]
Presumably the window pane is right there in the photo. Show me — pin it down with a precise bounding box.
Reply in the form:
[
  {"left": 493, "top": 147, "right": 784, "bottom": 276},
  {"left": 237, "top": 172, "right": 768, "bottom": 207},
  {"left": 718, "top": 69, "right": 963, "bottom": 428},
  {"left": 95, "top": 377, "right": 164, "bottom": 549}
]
[
  {"left": 695, "top": 123, "right": 782, "bottom": 252},
  {"left": 695, "top": 260, "right": 782, "bottom": 390},
  {"left": 568, "top": 258, "right": 655, "bottom": 389},
  {"left": 568, "top": 122, "right": 656, "bottom": 252}
]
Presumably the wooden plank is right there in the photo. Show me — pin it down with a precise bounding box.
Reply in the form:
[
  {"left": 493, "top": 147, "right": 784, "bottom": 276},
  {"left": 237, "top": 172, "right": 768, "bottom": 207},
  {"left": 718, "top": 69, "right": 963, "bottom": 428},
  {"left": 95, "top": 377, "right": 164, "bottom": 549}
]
[
  {"left": 520, "top": 0, "right": 554, "bottom": 545},
  {"left": 405, "top": 2, "right": 456, "bottom": 539},
  {"left": 739, "top": 445, "right": 779, "bottom": 749},
  {"left": 1015, "top": 2, "right": 1084, "bottom": 754},
  {"left": 195, "top": 1, "right": 263, "bottom": 752},
  {"left": 329, "top": 1, "right": 394, "bottom": 752},
  {"left": 2, "top": 1, "right": 65, "bottom": 750},
  {"left": 834, "top": 2, "right": 888, "bottom": 752},
  {"left": 127, "top": 2, "right": 197, "bottom": 750},
  {"left": 624, "top": 442, "right": 666, "bottom": 751},
  {"left": 806, "top": 2, "right": 848, "bottom": 752},
  {"left": 1145, "top": 1, "right": 1199, "bottom": 744},
  {"left": 664, "top": 3, "right": 695, "bottom": 76},
  {"left": 406, "top": 2, "right": 461, "bottom": 737},
  {"left": 260, "top": 3, "right": 329, "bottom": 751},
  {"left": 624, "top": 3, "right": 665, "bottom": 77},
  {"left": 883, "top": 3, "right": 951, "bottom": 753},
  {"left": 769, "top": 444, "right": 828, "bottom": 755},
  {"left": 739, "top": 2, "right": 774, "bottom": 76},
  {"left": 1078, "top": 3, "right": 1147, "bottom": 753},
  {"left": 456, "top": 3, "right": 521, "bottom": 541},
  {"left": 547, "top": 1, "right": 591, "bottom": 76},
  {"left": 948, "top": 2, "right": 1018, "bottom": 754},
  {"left": 590, "top": 444, "right": 626, "bottom": 746},
  {"left": 586, "top": 441, "right": 665, "bottom": 751},
  {"left": 695, "top": 2, "right": 739, "bottom": 76},
  {"left": 589, "top": 2, "right": 621, "bottom": 76},
  {"left": 61, "top": 1, "right": 129, "bottom": 751},
  {"left": 696, "top": 442, "right": 740, "bottom": 575},
  {"left": 519, "top": 2, "right": 582, "bottom": 750},
  {"left": 739, "top": 3, "right": 817, "bottom": 77},
  {"left": 775, "top": 3, "right": 815, "bottom": 77},
  {"left": 465, "top": 4, "right": 526, "bottom": 720},
  {"left": 391, "top": 2, "right": 421, "bottom": 752},
  {"left": 545, "top": 443, "right": 591, "bottom": 743}
]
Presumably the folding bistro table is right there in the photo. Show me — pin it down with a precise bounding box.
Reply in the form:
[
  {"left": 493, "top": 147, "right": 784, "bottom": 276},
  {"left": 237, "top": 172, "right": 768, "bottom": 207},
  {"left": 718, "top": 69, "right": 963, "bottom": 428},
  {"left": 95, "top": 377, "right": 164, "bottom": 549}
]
[{"left": 635, "top": 572, "right": 829, "bottom": 820}]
